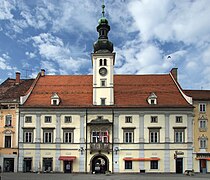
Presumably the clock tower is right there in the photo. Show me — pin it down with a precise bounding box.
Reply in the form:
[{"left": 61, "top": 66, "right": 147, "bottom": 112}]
[{"left": 92, "top": 3, "right": 115, "bottom": 106}]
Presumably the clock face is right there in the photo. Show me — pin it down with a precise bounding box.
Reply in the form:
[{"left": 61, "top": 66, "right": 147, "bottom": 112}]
[{"left": 99, "top": 67, "right": 107, "bottom": 76}]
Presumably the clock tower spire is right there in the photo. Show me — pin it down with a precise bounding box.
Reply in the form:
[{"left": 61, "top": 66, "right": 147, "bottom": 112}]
[{"left": 92, "top": 1, "right": 115, "bottom": 106}]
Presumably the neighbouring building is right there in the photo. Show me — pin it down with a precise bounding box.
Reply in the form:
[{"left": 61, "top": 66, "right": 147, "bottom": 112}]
[
  {"left": 184, "top": 90, "right": 210, "bottom": 173},
  {"left": 0, "top": 72, "right": 34, "bottom": 172},
  {"left": 17, "top": 4, "right": 195, "bottom": 174}
]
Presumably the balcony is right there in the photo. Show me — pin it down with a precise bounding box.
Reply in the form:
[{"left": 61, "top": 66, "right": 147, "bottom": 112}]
[{"left": 90, "top": 143, "right": 112, "bottom": 153}]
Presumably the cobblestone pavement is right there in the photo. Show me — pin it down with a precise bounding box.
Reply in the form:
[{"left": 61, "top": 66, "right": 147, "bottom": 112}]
[{"left": 1, "top": 173, "right": 210, "bottom": 180}]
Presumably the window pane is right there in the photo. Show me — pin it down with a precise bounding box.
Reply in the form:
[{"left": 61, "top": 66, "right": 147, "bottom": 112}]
[{"left": 125, "top": 161, "right": 132, "bottom": 169}]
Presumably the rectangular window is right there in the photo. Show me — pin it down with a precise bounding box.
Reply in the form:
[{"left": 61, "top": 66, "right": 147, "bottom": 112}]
[
  {"left": 151, "top": 116, "right": 158, "bottom": 123},
  {"left": 92, "top": 131, "right": 108, "bottom": 143},
  {"left": 101, "top": 79, "right": 106, "bottom": 87},
  {"left": 63, "top": 130, "right": 73, "bottom": 143},
  {"left": 199, "top": 103, "right": 206, "bottom": 112},
  {"left": 43, "top": 158, "right": 53, "bottom": 172},
  {"left": 5, "top": 136, "right": 11, "bottom": 148},
  {"left": 174, "top": 129, "right": 185, "bottom": 143},
  {"left": 199, "top": 120, "right": 207, "bottom": 129},
  {"left": 45, "top": 116, "right": 52, "bottom": 123},
  {"left": 25, "top": 116, "right": 32, "bottom": 123},
  {"left": 24, "top": 130, "right": 33, "bottom": 143},
  {"left": 125, "top": 116, "right": 132, "bottom": 123},
  {"left": 5, "top": 115, "right": 12, "bottom": 127},
  {"left": 123, "top": 129, "right": 134, "bottom": 143},
  {"left": 53, "top": 100, "right": 57, "bottom": 105},
  {"left": 43, "top": 130, "right": 53, "bottom": 143},
  {"left": 149, "top": 129, "right": 159, "bottom": 143},
  {"left": 176, "top": 116, "right": 183, "bottom": 123},
  {"left": 150, "top": 160, "right": 158, "bottom": 169},
  {"left": 125, "top": 161, "right": 132, "bottom": 169},
  {"left": 200, "top": 139, "right": 207, "bottom": 148},
  {"left": 64, "top": 116, "right": 72, "bottom": 123},
  {"left": 101, "top": 98, "right": 106, "bottom": 105}
]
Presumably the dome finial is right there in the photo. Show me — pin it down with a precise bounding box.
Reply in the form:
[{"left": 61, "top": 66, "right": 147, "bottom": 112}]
[{"left": 102, "top": 0, "right": 105, "bottom": 17}]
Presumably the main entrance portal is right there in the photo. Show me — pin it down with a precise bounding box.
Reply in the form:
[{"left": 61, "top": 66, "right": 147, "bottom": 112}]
[{"left": 91, "top": 154, "right": 109, "bottom": 174}]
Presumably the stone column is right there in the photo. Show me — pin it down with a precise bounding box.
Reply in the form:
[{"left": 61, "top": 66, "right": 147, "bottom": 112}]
[
  {"left": 79, "top": 114, "right": 85, "bottom": 172},
  {"left": 139, "top": 114, "right": 144, "bottom": 170},
  {"left": 187, "top": 114, "right": 193, "bottom": 169},
  {"left": 113, "top": 113, "right": 119, "bottom": 172},
  {"left": 55, "top": 114, "right": 61, "bottom": 172},
  {"left": 164, "top": 114, "right": 170, "bottom": 172},
  {"left": 18, "top": 113, "right": 24, "bottom": 171},
  {"left": 35, "top": 114, "right": 41, "bottom": 172}
]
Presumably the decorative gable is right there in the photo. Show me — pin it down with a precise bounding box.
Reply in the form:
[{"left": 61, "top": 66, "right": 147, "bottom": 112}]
[
  {"left": 147, "top": 92, "right": 157, "bottom": 105},
  {"left": 51, "top": 93, "right": 60, "bottom": 106}
]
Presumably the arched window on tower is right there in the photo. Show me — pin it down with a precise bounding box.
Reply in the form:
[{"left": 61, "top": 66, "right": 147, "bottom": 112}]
[
  {"left": 99, "top": 59, "right": 107, "bottom": 66},
  {"left": 104, "top": 59, "right": 107, "bottom": 66},
  {"left": 100, "top": 59, "right": 103, "bottom": 66}
]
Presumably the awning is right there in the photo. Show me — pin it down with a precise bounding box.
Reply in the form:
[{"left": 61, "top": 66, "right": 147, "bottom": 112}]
[
  {"left": 196, "top": 158, "right": 210, "bottom": 161},
  {"left": 123, "top": 157, "right": 160, "bottom": 161},
  {"left": 58, "top": 156, "right": 76, "bottom": 161}
]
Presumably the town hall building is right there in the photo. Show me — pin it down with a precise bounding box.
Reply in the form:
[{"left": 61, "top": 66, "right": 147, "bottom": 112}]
[{"left": 17, "top": 4, "right": 195, "bottom": 174}]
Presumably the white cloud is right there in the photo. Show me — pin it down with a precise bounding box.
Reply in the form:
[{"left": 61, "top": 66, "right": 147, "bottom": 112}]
[
  {"left": 0, "top": 0, "right": 15, "bottom": 20},
  {"left": 0, "top": 56, "right": 16, "bottom": 70},
  {"left": 128, "top": 0, "right": 210, "bottom": 44},
  {"left": 31, "top": 33, "right": 89, "bottom": 74},
  {"left": 25, "top": 51, "right": 36, "bottom": 59}
]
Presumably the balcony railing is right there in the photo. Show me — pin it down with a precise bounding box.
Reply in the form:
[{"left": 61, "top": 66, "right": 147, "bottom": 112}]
[{"left": 90, "top": 143, "right": 111, "bottom": 153}]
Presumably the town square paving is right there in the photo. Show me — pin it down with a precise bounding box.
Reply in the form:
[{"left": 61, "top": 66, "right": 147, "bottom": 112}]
[{"left": 1, "top": 173, "right": 210, "bottom": 180}]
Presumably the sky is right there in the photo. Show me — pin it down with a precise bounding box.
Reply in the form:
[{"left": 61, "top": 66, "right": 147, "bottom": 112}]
[{"left": 0, "top": 0, "right": 210, "bottom": 90}]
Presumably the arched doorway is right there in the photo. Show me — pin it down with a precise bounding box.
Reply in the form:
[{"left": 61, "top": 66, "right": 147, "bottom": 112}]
[{"left": 90, "top": 154, "right": 109, "bottom": 174}]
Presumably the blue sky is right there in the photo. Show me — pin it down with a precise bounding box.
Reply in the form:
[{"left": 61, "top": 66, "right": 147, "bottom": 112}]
[{"left": 0, "top": 0, "right": 210, "bottom": 90}]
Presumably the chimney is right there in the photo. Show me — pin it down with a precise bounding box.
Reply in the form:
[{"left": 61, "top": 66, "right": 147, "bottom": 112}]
[
  {"left": 41, "top": 69, "right": 45, "bottom": 77},
  {"left": 15, "top": 72, "right": 20, "bottom": 85},
  {"left": 170, "top": 68, "right": 178, "bottom": 81}
]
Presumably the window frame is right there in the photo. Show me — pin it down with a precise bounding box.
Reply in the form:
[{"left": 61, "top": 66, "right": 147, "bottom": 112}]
[
  {"left": 199, "top": 103, "right": 206, "bottom": 112},
  {"left": 45, "top": 116, "right": 52, "bottom": 123},
  {"left": 25, "top": 116, "right": 32, "bottom": 123},
  {"left": 125, "top": 116, "right": 132, "bottom": 123},
  {"left": 174, "top": 128, "right": 185, "bottom": 143},
  {"left": 5, "top": 115, "right": 12, "bottom": 127},
  {"left": 43, "top": 129, "right": 53, "bottom": 143},
  {"left": 64, "top": 116, "right": 72, "bottom": 123},
  {"left": 125, "top": 160, "right": 132, "bottom": 169},
  {"left": 151, "top": 116, "right": 158, "bottom": 123},
  {"left": 199, "top": 138, "right": 207, "bottom": 149},
  {"left": 63, "top": 129, "right": 74, "bottom": 143},
  {"left": 5, "top": 135, "right": 11, "bottom": 148},
  {"left": 149, "top": 128, "right": 160, "bottom": 143},
  {"left": 176, "top": 116, "right": 183, "bottom": 123},
  {"left": 100, "top": 79, "right": 106, "bottom": 87},
  {"left": 150, "top": 160, "right": 158, "bottom": 169},
  {"left": 199, "top": 119, "right": 207, "bottom": 129},
  {"left": 24, "top": 130, "right": 33, "bottom": 143},
  {"left": 101, "top": 98, "right": 106, "bottom": 106},
  {"left": 91, "top": 130, "right": 108, "bottom": 143},
  {"left": 123, "top": 129, "right": 134, "bottom": 143}
]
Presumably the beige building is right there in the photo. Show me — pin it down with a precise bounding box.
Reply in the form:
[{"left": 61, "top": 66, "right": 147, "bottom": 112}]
[
  {"left": 17, "top": 6, "right": 194, "bottom": 174},
  {"left": 184, "top": 90, "right": 210, "bottom": 173},
  {"left": 0, "top": 72, "right": 33, "bottom": 172}
]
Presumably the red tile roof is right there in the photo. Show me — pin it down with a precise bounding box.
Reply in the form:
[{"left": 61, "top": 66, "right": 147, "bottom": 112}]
[
  {"left": 23, "top": 74, "right": 192, "bottom": 108},
  {"left": 184, "top": 90, "right": 210, "bottom": 101},
  {"left": 0, "top": 78, "right": 34, "bottom": 103}
]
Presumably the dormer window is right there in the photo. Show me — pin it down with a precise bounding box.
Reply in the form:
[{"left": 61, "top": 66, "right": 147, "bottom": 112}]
[
  {"left": 51, "top": 93, "right": 60, "bottom": 106},
  {"left": 147, "top": 92, "right": 157, "bottom": 105}
]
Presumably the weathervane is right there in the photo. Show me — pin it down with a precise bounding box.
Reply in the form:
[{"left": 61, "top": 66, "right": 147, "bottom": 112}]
[{"left": 102, "top": 0, "right": 105, "bottom": 17}]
